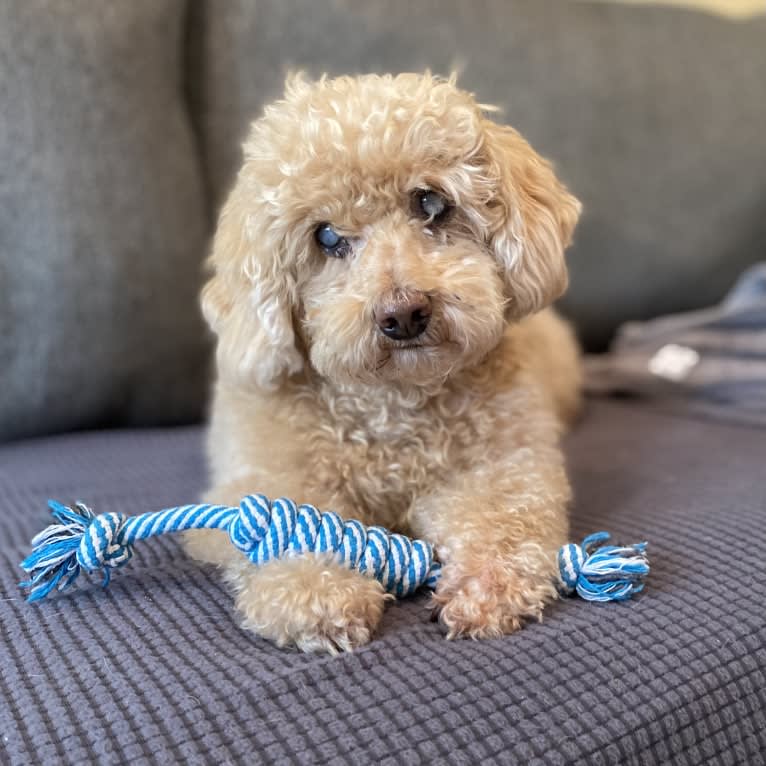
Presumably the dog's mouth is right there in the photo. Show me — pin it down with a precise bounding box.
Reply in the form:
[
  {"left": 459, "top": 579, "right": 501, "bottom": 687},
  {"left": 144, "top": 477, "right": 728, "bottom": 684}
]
[
  {"left": 374, "top": 338, "right": 460, "bottom": 374},
  {"left": 385, "top": 338, "right": 447, "bottom": 353}
]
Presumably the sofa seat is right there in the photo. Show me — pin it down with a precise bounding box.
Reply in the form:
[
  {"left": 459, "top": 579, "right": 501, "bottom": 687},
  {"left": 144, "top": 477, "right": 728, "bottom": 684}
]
[{"left": 1, "top": 398, "right": 763, "bottom": 764}]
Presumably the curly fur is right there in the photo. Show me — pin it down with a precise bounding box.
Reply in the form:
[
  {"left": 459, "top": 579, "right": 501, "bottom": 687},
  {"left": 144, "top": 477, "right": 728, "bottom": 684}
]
[{"left": 185, "top": 72, "right": 582, "bottom": 652}]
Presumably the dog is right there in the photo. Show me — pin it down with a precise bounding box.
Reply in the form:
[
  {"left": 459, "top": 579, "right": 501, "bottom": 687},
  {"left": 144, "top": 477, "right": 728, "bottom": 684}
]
[{"left": 185, "top": 73, "right": 582, "bottom": 653}]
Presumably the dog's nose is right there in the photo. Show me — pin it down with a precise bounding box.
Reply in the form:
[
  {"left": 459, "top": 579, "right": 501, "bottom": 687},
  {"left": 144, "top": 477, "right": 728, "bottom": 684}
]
[{"left": 375, "top": 291, "right": 432, "bottom": 341}]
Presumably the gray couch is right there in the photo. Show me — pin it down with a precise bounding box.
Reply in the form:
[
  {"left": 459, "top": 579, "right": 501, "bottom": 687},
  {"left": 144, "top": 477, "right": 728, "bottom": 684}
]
[{"left": 1, "top": 2, "right": 765, "bottom": 764}]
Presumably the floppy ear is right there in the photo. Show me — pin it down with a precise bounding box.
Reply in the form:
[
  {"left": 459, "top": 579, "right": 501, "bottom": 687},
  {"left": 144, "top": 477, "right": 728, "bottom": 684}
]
[
  {"left": 482, "top": 122, "right": 581, "bottom": 319},
  {"left": 201, "top": 180, "right": 303, "bottom": 389}
]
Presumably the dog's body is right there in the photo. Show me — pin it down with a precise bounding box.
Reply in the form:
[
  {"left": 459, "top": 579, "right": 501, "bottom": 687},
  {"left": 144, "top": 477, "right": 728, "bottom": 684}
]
[{"left": 185, "top": 73, "right": 582, "bottom": 653}]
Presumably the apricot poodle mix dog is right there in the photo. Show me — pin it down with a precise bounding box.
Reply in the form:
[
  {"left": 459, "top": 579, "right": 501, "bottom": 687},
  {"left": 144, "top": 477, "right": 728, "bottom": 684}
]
[{"left": 185, "top": 72, "right": 582, "bottom": 653}]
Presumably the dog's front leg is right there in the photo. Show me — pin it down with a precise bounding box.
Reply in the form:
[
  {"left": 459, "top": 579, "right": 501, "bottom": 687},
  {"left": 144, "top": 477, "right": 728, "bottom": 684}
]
[
  {"left": 408, "top": 438, "right": 571, "bottom": 638},
  {"left": 185, "top": 475, "right": 389, "bottom": 653}
]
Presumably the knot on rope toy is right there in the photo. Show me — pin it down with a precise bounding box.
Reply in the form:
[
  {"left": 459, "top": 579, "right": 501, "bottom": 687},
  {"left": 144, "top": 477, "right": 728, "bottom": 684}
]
[
  {"left": 557, "top": 531, "right": 649, "bottom": 602},
  {"left": 19, "top": 501, "right": 133, "bottom": 602},
  {"left": 227, "top": 495, "right": 441, "bottom": 597}
]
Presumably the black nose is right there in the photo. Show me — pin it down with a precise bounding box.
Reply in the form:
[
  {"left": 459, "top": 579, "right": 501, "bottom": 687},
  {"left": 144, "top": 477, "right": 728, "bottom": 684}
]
[{"left": 375, "top": 291, "right": 432, "bottom": 340}]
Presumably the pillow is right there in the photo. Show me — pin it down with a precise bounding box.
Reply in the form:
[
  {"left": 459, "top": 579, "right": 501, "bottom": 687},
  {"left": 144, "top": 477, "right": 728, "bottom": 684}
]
[{"left": 0, "top": 0, "right": 210, "bottom": 441}]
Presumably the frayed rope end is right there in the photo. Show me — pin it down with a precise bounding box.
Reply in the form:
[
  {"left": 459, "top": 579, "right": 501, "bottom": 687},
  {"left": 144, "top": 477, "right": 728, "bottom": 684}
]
[
  {"left": 558, "top": 532, "right": 649, "bottom": 602},
  {"left": 19, "top": 501, "right": 128, "bottom": 602}
]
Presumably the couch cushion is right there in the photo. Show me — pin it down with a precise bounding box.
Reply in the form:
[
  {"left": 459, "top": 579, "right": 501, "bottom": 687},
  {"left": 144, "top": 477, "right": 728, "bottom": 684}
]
[
  {"left": 187, "top": 0, "right": 766, "bottom": 350},
  {"left": 0, "top": 0, "right": 210, "bottom": 441},
  {"left": 1, "top": 399, "right": 763, "bottom": 763}
]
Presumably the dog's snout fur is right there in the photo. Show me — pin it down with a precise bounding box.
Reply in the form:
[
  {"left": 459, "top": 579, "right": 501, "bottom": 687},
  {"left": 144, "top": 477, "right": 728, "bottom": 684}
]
[{"left": 374, "top": 290, "right": 432, "bottom": 341}]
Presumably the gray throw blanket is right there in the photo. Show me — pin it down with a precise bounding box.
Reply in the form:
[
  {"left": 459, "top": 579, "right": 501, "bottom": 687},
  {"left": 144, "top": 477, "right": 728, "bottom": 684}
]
[{"left": 586, "top": 263, "right": 766, "bottom": 427}]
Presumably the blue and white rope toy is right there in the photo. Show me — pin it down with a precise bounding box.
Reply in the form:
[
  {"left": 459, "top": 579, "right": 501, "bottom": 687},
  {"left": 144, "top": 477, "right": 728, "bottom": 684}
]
[{"left": 19, "top": 494, "right": 649, "bottom": 604}]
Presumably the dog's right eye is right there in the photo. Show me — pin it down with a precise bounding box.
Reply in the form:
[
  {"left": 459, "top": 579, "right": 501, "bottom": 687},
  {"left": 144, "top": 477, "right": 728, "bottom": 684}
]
[{"left": 315, "top": 224, "right": 351, "bottom": 258}]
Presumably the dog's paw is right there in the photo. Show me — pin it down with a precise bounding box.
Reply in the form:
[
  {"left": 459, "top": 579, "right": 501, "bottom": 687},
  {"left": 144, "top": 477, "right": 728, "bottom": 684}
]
[
  {"left": 227, "top": 554, "right": 390, "bottom": 654},
  {"left": 432, "top": 544, "right": 559, "bottom": 639}
]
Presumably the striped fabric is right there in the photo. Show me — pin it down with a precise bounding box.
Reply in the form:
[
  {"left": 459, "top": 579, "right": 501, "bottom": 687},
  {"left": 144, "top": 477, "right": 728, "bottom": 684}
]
[{"left": 1, "top": 399, "right": 765, "bottom": 764}]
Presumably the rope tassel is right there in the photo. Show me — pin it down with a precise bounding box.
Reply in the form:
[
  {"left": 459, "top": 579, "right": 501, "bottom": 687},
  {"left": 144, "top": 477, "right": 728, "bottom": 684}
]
[
  {"left": 558, "top": 531, "right": 650, "bottom": 601},
  {"left": 20, "top": 496, "right": 648, "bottom": 604}
]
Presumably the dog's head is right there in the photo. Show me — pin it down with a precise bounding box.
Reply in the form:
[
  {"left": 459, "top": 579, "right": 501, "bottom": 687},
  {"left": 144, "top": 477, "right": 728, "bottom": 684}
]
[{"left": 203, "top": 73, "right": 580, "bottom": 390}]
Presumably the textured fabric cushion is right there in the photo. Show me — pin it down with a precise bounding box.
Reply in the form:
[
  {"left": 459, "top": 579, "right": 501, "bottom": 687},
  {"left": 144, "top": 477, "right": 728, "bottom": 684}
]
[
  {"left": 0, "top": 1, "right": 210, "bottom": 441},
  {"left": 187, "top": 0, "right": 766, "bottom": 351},
  {"left": 1, "top": 399, "right": 764, "bottom": 764}
]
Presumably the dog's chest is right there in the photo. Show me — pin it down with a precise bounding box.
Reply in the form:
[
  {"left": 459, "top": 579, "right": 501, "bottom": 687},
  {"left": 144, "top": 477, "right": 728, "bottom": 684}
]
[{"left": 296, "top": 386, "right": 487, "bottom": 528}]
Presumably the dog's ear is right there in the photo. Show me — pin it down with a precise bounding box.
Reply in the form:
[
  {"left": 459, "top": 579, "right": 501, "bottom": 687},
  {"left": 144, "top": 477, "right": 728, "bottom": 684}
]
[
  {"left": 481, "top": 121, "right": 581, "bottom": 319},
  {"left": 201, "top": 180, "right": 303, "bottom": 389}
]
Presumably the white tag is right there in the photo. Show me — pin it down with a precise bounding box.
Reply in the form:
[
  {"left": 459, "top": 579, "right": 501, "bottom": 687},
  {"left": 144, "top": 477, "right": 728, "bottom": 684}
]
[{"left": 648, "top": 344, "right": 700, "bottom": 382}]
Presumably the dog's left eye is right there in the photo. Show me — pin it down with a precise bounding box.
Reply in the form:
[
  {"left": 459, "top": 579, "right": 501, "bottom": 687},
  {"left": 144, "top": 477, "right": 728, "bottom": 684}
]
[
  {"left": 315, "top": 224, "right": 351, "bottom": 258},
  {"left": 414, "top": 189, "right": 450, "bottom": 222}
]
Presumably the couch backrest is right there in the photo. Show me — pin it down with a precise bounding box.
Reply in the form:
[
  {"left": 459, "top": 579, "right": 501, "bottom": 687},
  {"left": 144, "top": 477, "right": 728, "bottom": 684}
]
[
  {"left": 2, "top": 0, "right": 765, "bottom": 440},
  {"left": 0, "top": 0, "right": 210, "bottom": 441}
]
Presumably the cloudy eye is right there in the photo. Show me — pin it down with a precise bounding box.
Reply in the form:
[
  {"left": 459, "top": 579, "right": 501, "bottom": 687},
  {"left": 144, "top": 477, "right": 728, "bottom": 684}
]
[
  {"left": 414, "top": 189, "right": 450, "bottom": 222},
  {"left": 315, "top": 223, "right": 351, "bottom": 258}
]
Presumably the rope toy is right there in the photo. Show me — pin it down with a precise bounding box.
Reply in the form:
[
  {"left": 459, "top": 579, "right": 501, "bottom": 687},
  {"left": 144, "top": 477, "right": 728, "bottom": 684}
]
[{"left": 19, "top": 494, "right": 649, "bottom": 604}]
